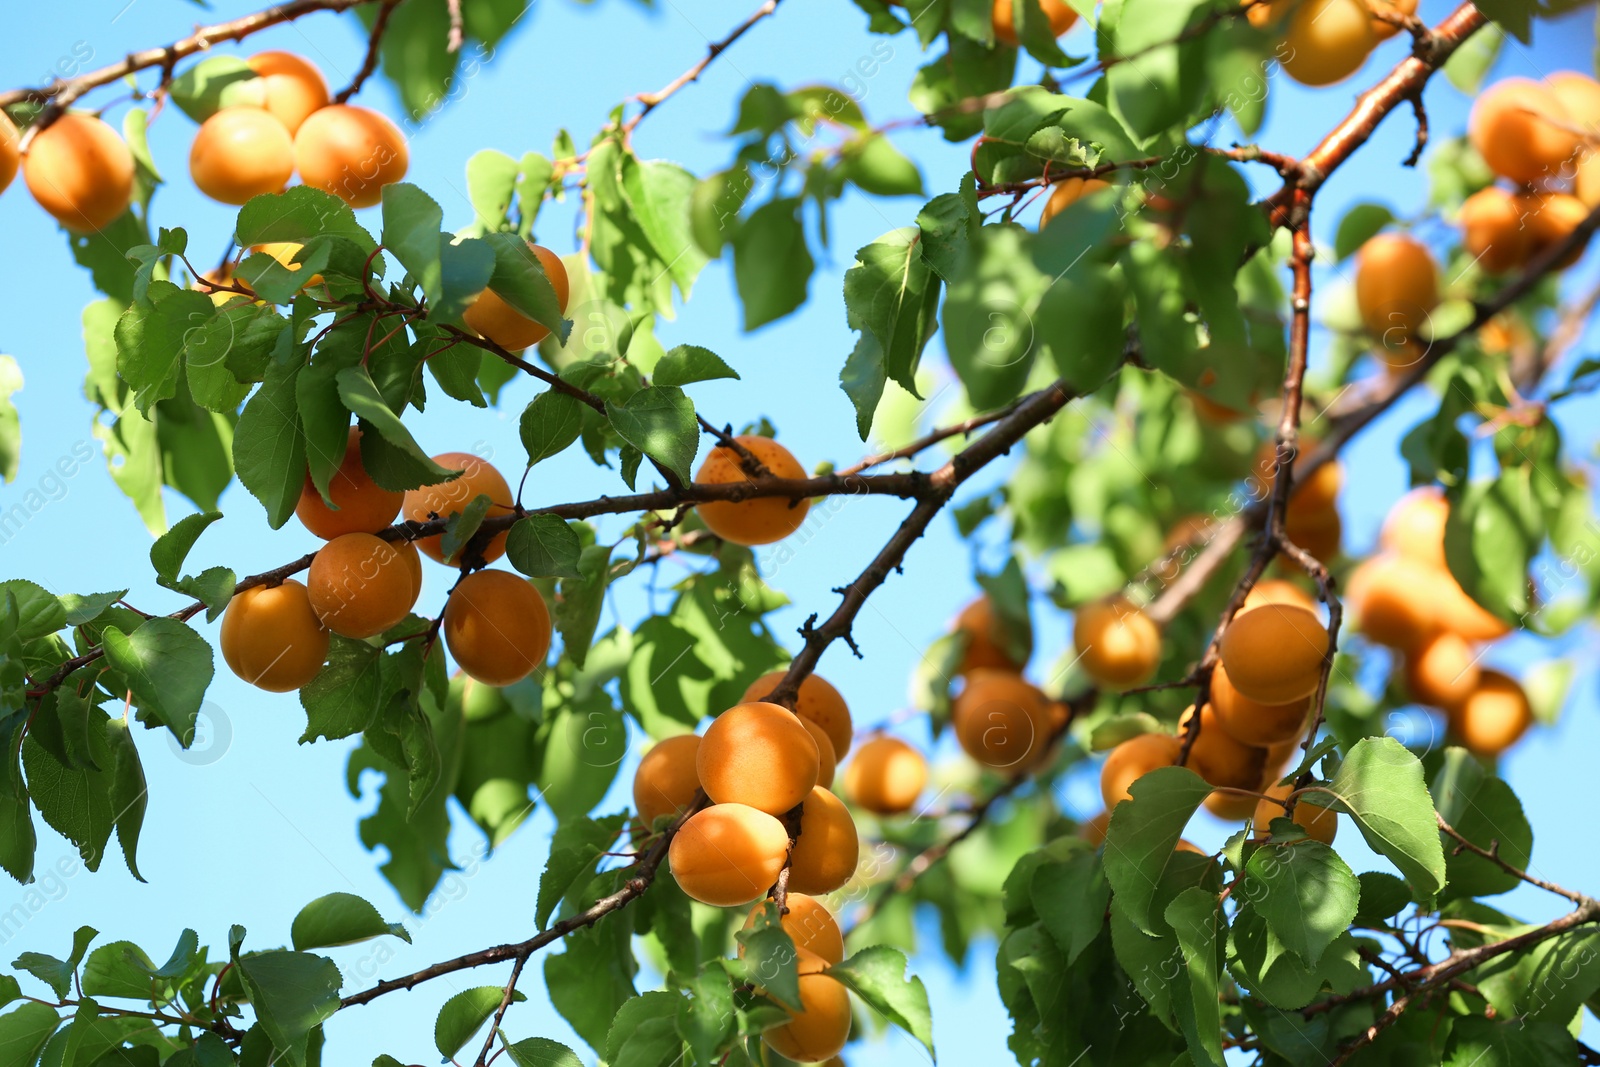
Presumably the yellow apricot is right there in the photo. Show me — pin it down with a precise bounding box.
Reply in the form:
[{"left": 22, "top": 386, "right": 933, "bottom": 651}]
[
  {"left": 1547, "top": 71, "right": 1600, "bottom": 134},
  {"left": 1039, "top": 176, "right": 1109, "bottom": 227},
  {"left": 1366, "top": 0, "right": 1418, "bottom": 39},
  {"left": 306, "top": 532, "right": 419, "bottom": 639},
  {"left": 297, "top": 427, "right": 404, "bottom": 539},
  {"left": 442, "top": 569, "right": 552, "bottom": 686},
  {"left": 1285, "top": 503, "right": 1342, "bottom": 564},
  {"left": 742, "top": 894, "right": 844, "bottom": 964},
  {"left": 632, "top": 734, "right": 702, "bottom": 826},
  {"left": 23, "top": 111, "right": 135, "bottom": 231},
  {"left": 1099, "top": 732, "right": 1182, "bottom": 810},
  {"left": 787, "top": 786, "right": 859, "bottom": 895},
  {"left": 1205, "top": 790, "right": 1258, "bottom": 821},
  {"left": 742, "top": 671, "right": 854, "bottom": 759},
  {"left": 1254, "top": 783, "right": 1337, "bottom": 845},
  {"left": 189, "top": 106, "right": 293, "bottom": 205},
  {"left": 952, "top": 594, "right": 1031, "bottom": 675},
  {"left": 402, "top": 452, "right": 515, "bottom": 564},
  {"left": 1447, "top": 669, "right": 1532, "bottom": 758},
  {"left": 247, "top": 51, "right": 329, "bottom": 135},
  {"left": 397, "top": 540, "right": 423, "bottom": 600},
  {"left": 0, "top": 110, "right": 17, "bottom": 194},
  {"left": 668, "top": 803, "right": 790, "bottom": 906},
  {"left": 1460, "top": 187, "right": 1532, "bottom": 275},
  {"left": 1280, "top": 0, "right": 1375, "bottom": 87},
  {"left": 694, "top": 436, "right": 810, "bottom": 547},
  {"left": 1346, "top": 554, "right": 1443, "bottom": 649},
  {"left": 1356, "top": 233, "right": 1439, "bottom": 365},
  {"left": 1516, "top": 190, "right": 1592, "bottom": 269},
  {"left": 698, "top": 702, "right": 820, "bottom": 816},
  {"left": 993, "top": 0, "right": 1080, "bottom": 46},
  {"left": 800, "top": 718, "right": 837, "bottom": 789},
  {"left": 1218, "top": 603, "right": 1328, "bottom": 705},
  {"left": 1179, "top": 704, "right": 1268, "bottom": 792},
  {"left": 841, "top": 735, "right": 927, "bottom": 815},
  {"left": 1405, "top": 631, "right": 1480, "bottom": 709},
  {"left": 293, "top": 103, "right": 409, "bottom": 208},
  {"left": 463, "top": 244, "right": 571, "bottom": 351},
  {"left": 219, "top": 580, "right": 330, "bottom": 692},
  {"left": 951, "top": 669, "right": 1052, "bottom": 770},
  {"left": 1073, "top": 596, "right": 1161, "bottom": 690},
  {"left": 1079, "top": 809, "right": 1111, "bottom": 845},
  {"left": 1242, "top": 579, "right": 1317, "bottom": 616},
  {"left": 762, "top": 973, "right": 852, "bottom": 1063},
  {"left": 1435, "top": 579, "right": 1512, "bottom": 643},
  {"left": 1211, "top": 662, "right": 1309, "bottom": 746},
  {"left": 1470, "top": 77, "right": 1581, "bottom": 185},
  {"left": 1380, "top": 488, "right": 1449, "bottom": 569}
]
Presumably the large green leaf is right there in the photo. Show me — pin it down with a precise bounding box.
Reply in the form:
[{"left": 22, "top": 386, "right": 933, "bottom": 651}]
[
  {"left": 731, "top": 198, "right": 813, "bottom": 331},
  {"left": 1430, "top": 748, "right": 1532, "bottom": 900},
  {"left": 1315, "top": 737, "right": 1446, "bottom": 907},
  {"left": 1243, "top": 839, "right": 1359, "bottom": 966},
  {"left": 233, "top": 352, "right": 306, "bottom": 529},
  {"left": 1101, "top": 765, "right": 1212, "bottom": 934},
  {"left": 232, "top": 951, "right": 342, "bottom": 1067},
  {"left": 100, "top": 619, "right": 213, "bottom": 747},
  {"left": 826, "top": 946, "right": 934, "bottom": 1059},
  {"left": 1164, "top": 888, "right": 1224, "bottom": 1067}
]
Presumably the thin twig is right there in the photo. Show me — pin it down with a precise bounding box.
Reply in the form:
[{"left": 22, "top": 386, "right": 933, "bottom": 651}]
[
  {"left": 620, "top": 0, "right": 782, "bottom": 136},
  {"left": 334, "top": 0, "right": 401, "bottom": 104}
]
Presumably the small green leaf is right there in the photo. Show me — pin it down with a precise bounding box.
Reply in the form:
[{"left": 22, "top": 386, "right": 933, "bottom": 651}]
[
  {"left": 536, "top": 813, "right": 627, "bottom": 930},
  {"left": 291, "top": 893, "right": 411, "bottom": 950},
  {"left": 439, "top": 493, "right": 494, "bottom": 564},
  {"left": 1102, "top": 764, "right": 1212, "bottom": 934},
  {"left": 652, "top": 345, "right": 739, "bottom": 388},
  {"left": 169, "top": 55, "right": 261, "bottom": 122},
  {"left": 731, "top": 197, "right": 813, "bottom": 330},
  {"left": 606, "top": 387, "right": 698, "bottom": 484},
  {"left": 100, "top": 619, "right": 214, "bottom": 747},
  {"left": 1353, "top": 871, "right": 1412, "bottom": 926},
  {"left": 11, "top": 926, "right": 96, "bottom": 1000},
  {"left": 232, "top": 951, "right": 342, "bottom": 1067},
  {"left": 1334, "top": 203, "right": 1397, "bottom": 262},
  {"left": 149, "top": 511, "right": 222, "bottom": 587},
  {"left": 1244, "top": 839, "right": 1359, "bottom": 966},
  {"left": 466, "top": 149, "right": 521, "bottom": 231},
  {"left": 735, "top": 904, "right": 802, "bottom": 1012},
  {"left": 1315, "top": 736, "right": 1446, "bottom": 908},
  {"left": 1431, "top": 747, "right": 1532, "bottom": 900},
  {"left": 825, "top": 945, "right": 934, "bottom": 1059},
  {"left": 0, "top": 357, "right": 22, "bottom": 483},
  {"left": 519, "top": 390, "right": 586, "bottom": 467},
  {"left": 336, "top": 365, "right": 455, "bottom": 487},
  {"left": 507, "top": 515, "right": 584, "bottom": 579},
  {"left": 234, "top": 353, "right": 306, "bottom": 529},
  {"left": 503, "top": 1036, "right": 586, "bottom": 1067}
]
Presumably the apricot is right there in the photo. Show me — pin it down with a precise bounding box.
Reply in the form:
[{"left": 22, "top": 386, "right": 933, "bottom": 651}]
[
  {"left": 1470, "top": 78, "right": 1580, "bottom": 184},
  {"left": 219, "top": 579, "right": 330, "bottom": 692},
  {"left": 306, "top": 532, "right": 419, "bottom": 639},
  {"left": 951, "top": 669, "right": 1052, "bottom": 770},
  {"left": 742, "top": 671, "right": 853, "bottom": 758},
  {"left": 1245, "top": 0, "right": 1293, "bottom": 30},
  {"left": 993, "top": 0, "right": 1079, "bottom": 46},
  {"left": 189, "top": 106, "right": 293, "bottom": 205},
  {"left": 742, "top": 894, "right": 844, "bottom": 964},
  {"left": 1460, "top": 187, "right": 1532, "bottom": 275},
  {"left": 1577, "top": 150, "right": 1600, "bottom": 209},
  {"left": 1218, "top": 603, "right": 1328, "bottom": 705},
  {"left": 397, "top": 540, "right": 423, "bottom": 600},
  {"left": 0, "top": 110, "right": 17, "bottom": 194},
  {"left": 1178, "top": 704, "right": 1268, "bottom": 792},
  {"left": 1447, "top": 669, "right": 1532, "bottom": 758},
  {"left": 1242, "top": 579, "right": 1317, "bottom": 616},
  {"left": 1039, "top": 176, "right": 1109, "bottom": 227},
  {"left": 1380, "top": 488, "right": 1449, "bottom": 569},
  {"left": 1204, "top": 790, "right": 1258, "bottom": 821},
  {"left": 1280, "top": 0, "right": 1375, "bottom": 87},
  {"left": 1099, "top": 732, "right": 1182, "bottom": 810},
  {"left": 247, "top": 51, "right": 329, "bottom": 134},
  {"left": 1254, "top": 783, "right": 1337, "bottom": 846},
  {"left": 253, "top": 241, "right": 327, "bottom": 291},
  {"left": 1516, "top": 190, "right": 1591, "bottom": 269},
  {"left": 293, "top": 103, "right": 409, "bottom": 208},
  {"left": 1547, "top": 71, "right": 1600, "bottom": 133},
  {"left": 1356, "top": 233, "right": 1439, "bottom": 364},
  {"left": 801, "top": 718, "right": 837, "bottom": 789},
  {"left": 297, "top": 427, "right": 404, "bottom": 539},
  {"left": 841, "top": 736, "right": 927, "bottom": 815},
  {"left": 694, "top": 436, "right": 810, "bottom": 547},
  {"left": 462, "top": 244, "right": 570, "bottom": 350},
  {"left": 1285, "top": 504, "right": 1342, "bottom": 563},
  {"left": 442, "top": 569, "right": 552, "bottom": 686},
  {"left": 1346, "top": 554, "right": 1443, "bottom": 649},
  {"left": 1079, "top": 809, "right": 1110, "bottom": 845},
  {"left": 23, "top": 111, "right": 135, "bottom": 231},
  {"left": 698, "top": 702, "right": 820, "bottom": 816},
  {"left": 1366, "top": 0, "right": 1418, "bottom": 39},
  {"left": 952, "top": 594, "right": 1031, "bottom": 675},
  {"left": 1211, "top": 662, "right": 1309, "bottom": 747},
  {"left": 1073, "top": 596, "right": 1161, "bottom": 690},
  {"left": 762, "top": 973, "right": 852, "bottom": 1063},
  {"left": 632, "top": 734, "right": 702, "bottom": 826},
  {"left": 1405, "top": 631, "right": 1480, "bottom": 709},
  {"left": 402, "top": 452, "right": 515, "bottom": 564},
  {"left": 1435, "top": 577, "right": 1513, "bottom": 642},
  {"left": 787, "top": 786, "right": 859, "bottom": 895},
  {"left": 668, "top": 803, "right": 790, "bottom": 906}
]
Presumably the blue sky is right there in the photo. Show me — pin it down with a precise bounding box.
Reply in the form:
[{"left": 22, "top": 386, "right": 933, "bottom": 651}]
[{"left": 2, "top": 0, "right": 1600, "bottom": 1063}]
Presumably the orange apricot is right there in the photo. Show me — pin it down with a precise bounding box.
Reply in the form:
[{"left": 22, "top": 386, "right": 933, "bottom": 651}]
[
  {"left": 1366, "top": 0, "right": 1418, "bottom": 39},
  {"left": 993, "top": 0, "right": 1080, "bottom": 46},
  {"left": 1547, "top": 71, "right": 1600, "bottom": 134},
  {"left": 1447, "top": 669, "right": 1532, "bottom": 758},
  {"left": 698, "top": 702, "right": 820, "bottom": 816},
  {"left": 297, "top": 427, "right": 404, "bottom": 539},
  {"left": 1211, "top": 662, "right": 1309, "bottom": 746},
  {"left": 1079, "top": 809, "right": 1111, "bottom": 845},
  {"left": 742, "top": 894, "right": 844, "bottom": 964},
  {"left": 952, "top": 594, "right": 1031, "bottom": 675},
  {"left": 1346, "top": 554, "right": 1443, "bottom": 649},
  {"left": 397, "top": 540, "right": 423, "bottom": 600},
  {"left": 442, "top": 569, "right": 552, "bottom": 686},
  {"left": 1435, "top": 577, "right": 1513, "bottom": 642},
  {"left": 1254, "top": 783, "right": 1337, "bottom": 845},
  {"left": 1073, "top": 596, "right": 1161, "bottom": 690},
  {"left": 1356, "top": 233, "right": 1439, "bottom": 365},
  {"left": 1470, "top": 78, "right": 1582, "bottom": 185},
  {"left": 1516, "top": 190, "right": 1592, "bottom": 269},
  {"left": 293, "top": 103, "right": 409, "bottom": 208},
  {"left": 1099, "top": 732, "right": 1182, "bottom": 810},
  {"left": 742, "top": 671, "right": 854, "bottom": 759},
  {"left": 632, "top": 734, "right": 702, "bottom": 826},
  {"left": 219, "top": 579, "right": 330, "bottom": 692},
  {"left": 246, "top": 51, "right": 329, "bottom": 135},
  {"left": 1218, "top": 603, "right": 1328, "bottom": 705},
  {"left": 787, "top": 786, "right": 859, "bottom": 895},
  {"left": 462, "top": 244, "right": 571, "bottom": 351},
  {"left": 762, "top": 973, "right": 852, "bottom": 1063},
  {"left": 402, "top": 452, "right": 515, "bottom": 564},
  {"left": 23, "top": 111, "right": 135, "bottom": 231},
  {"left": 1280, "top": 0, "right": 1375, "bottom": 87},
  {"left": 800, "top": 718, "right": 838, "bottom": 789},
  {"left": 668, "top": 803, "right": 790, "bottom": 906},
  {"left": 189, "top": 106, "right": 293, "bottom": 205},
  {"left": 841, "top": 735, "right": 927, "bottom": 815},
  {"left": 1242, "top": 579, "right": 1317, "bottom": 615},
  {"left": 1178, "top": 704, "right": 1268, "bottom": 792},
  {"left": 0, "top": 110, "right": 17, "bottom": 194},
  {"left": 1380, "top": 487, "right": 1449, "bottom": 569},
  {"left": 1039, "top": 176, "right": 1109, "bottom": 227},
  {"left": 306, "top": 532, "right": 419, "bottom": 639},
  {"left": 1205, "top": 790, "right": 1259, "bottom": 821},
  {"left": 1460, "top": 187, "right": 1532, "bottom": 275},
  {"left": 1405, "top": 631, "right": 1480, "bottom": 709},
  {"left": 694, "top": 436, "right": 810, "bottom": 547},
  {"left": 1285, "top": 503, "right": 1342, "bottom": 563},
  {"left": 951, "top": 669, "right": 1052, "bottom": 770}
]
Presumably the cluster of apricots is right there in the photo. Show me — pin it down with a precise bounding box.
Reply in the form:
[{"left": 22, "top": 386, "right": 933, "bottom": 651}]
[
  {"left": 944, "top": 595, "right": 1073, "bottom": 773},
  {"left": 1348, "top": 488, "right": 1532, "bottom": 757},
  {"left": 220, "top": 429, "right": 552, "bottom": 693},
  {"left": 1250, "top": 0, "right": 1417, "bottom": 88}
]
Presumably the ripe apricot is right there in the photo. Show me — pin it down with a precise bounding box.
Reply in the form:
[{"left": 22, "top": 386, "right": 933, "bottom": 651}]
[
  {"left": 189, "top": 106, "right": 293, "bottom": 205},
  {"left": 1218, "top": 603, "right": 1328, "bottom": 705},
  {"left": 841, "top": 736, "right": 927, "bottom": 815},
  {"left": 1405, "top": 631, "right": 1480, "bottom": 709},
  {"left": 0, "top": 110, "right": 17, "bottom": 194},
  {"left": 1356, "top": 233, "right": 1439, "bottom": 365},
  {"left": 397, "top": 540, "right": 423, "bottom": 600},
  {"left": 694, "top": 436, "right": 810, "bottom": 547},
  {"left": 1205, "top": 790, "right": 1258, "bottom": 821},
  {"left": 993, "top": 0, "right": 1079, "bottom": 46},
  {"left": 1366, "top": 0, "right": 1418, "bottom": 39},
  {"left": 742, "top": 671, "right": 854, "bottom": 758},
  {"left": 442, "top": 569, "right": 552, "bottom": 686},
  {"left": 1579, "top": 152, "right": 1600, "bottom": 210},
  {"left": 1285, "top": 504, "right": 1342, "bottom": 563},
  {"left": 1254, "top": 783, "right": 1337, "bottom": 845},
  {"left": 1039, "top": 176, "right": 1109, "bottom": 227},
  {"left": 1460, "top": 187, "right": 1532, "bottom": 275},
  {"left": 1211, "top": 662, "right": 1309, "bottom": 746},
  {"left": 952, "top": 669, "right": 1051, "bottom": 770},
  {"left": 23, "top": 111, "right": 134, "bottom": 231},
  {"left": 698, "top": 702, "right": 820, "bottom": 816},
  {"left": 402, "top": 452, "right": 515, "bottom": 564},
  {"left": 1447, "top": 669, "right": 1532, "bottom": 758},
  {"left": 307, "top": 532, "right": 419, "bottom": 639},
  {"left": 462, "top": 244, "right": 571, "bottom": 350},
  {"left": 787, "top": 786, "right": 859, "bottom": 895},
  {"left": 247, "top": 51, "right": 329, "bottom": 134},
  {"left": 297, "top": 427, "right": 404, "bottom": 539},
  {"left": 668, "top": 803, "right": 790, "bottom": 906},
  {"left": 1435, "top": 577, "right": 1512, "bottom": 642},
  {"left": 1347, "top": 554, "right": 1442, "bottom": 649},
  {"left": 742, "top": 894, "right": 844, "bottom": 964},
  {"left": 1100, "top": 732, "right": 1182, "bottom": 810},
  {"left": 1079, "top": 809, "right": 1110, "bottom": 845},
  {"left": 800, "top": 718, "right": 837, "bottom": 789},
  {"left": 1471, "top": 78, "right": 1581, "bottom": 185},
  {"left": 1242, "top": 579, "right": 1317, "bottom": 616},
  {"left": 1516, "top": 190, "right": 1591, "bottom": 269},
  {"left": 952, "top": 594, "right": 1031, "bottom": 675},
  {"left": 1178, "top": 704, "right": 1268, "bottom": 792},
  {"left": 219, "top": 579, "right": 329, "bottom": 692},
  {"left": 1380, "top": 488, "right": 1448, "bottom": 569},
  {"left": 632, "top": 734, "right": 702, "bottom": 826},
  {"left": 762, "top": 973, "right": 852, "bottom": 1063},
  {"left": 1073, "top": 596, "right": 1161, "bottom": 690},
  {"left": 1280, "top": 0, "right": 1375, "bottom": 87},
  {"left": 293, "top": 103, "right": 409, "bottom": 208},
  {"left": 1547, "top": 71, "right": 1600, "bottom": 133}
]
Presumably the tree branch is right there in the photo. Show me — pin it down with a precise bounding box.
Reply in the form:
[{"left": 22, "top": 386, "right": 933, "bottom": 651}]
[
  {"left": 333, "top": 0, "right": 401, "bottom": 104},
  {"left": 620, "top": 0, "right": 782, "bottom": 137}
]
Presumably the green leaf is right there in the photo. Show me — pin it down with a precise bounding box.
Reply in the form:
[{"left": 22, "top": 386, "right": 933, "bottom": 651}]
[
  {"left": 1316, "top": 736, "right": 1447, "bottom": 908},
  {"left": 336, "top": 365, "right": 455, "bottom": 487},
  {"left": 235, "top": 187, "right": 377, "bottom": 253},
  {"left": 604, "top": 990, "right": 684, "bottom": 1067},
  {"left": 621, "top": 158, "right": 708, "bottom": 298},
  {"left": 0, "top": 1002, "right": 58, "bottom": 1065},
  {"left": 940, "top": 224, "right": 1047, "bottom": 409},
  {"left": 1230, "top": 907, "right": 1367, "bottom": 1010},
  {"left": 0, "top": 582, "right": 66, "bottom": 641},
  {"left": 1431, "top": 747, "right": 1532, "bottom": 900},
  {"left": 731, "top": 198, "right": 813, "bottom": 330},
  {"left": 507, "top": 515, "right": 584, "bottom": 579},
  {"left": 299, "top": 635, "right": 382, "bottom": 743},
  {"left": 1444, "top": 1017, "right": 1575, "bottom": 1065},
  {"left": 839, "top": 334, "right": 888, "bottom": 441},
  {"left": 234, "top": 352, "right": 306, "bottom": 529},
  {"left": 1030, "top": 847, "right": 1109, "bottom": 966},
  {"left": 504, "top": 1036, "right": 586, "bottom": 1067},
  {"left": 555, "top": 544, "right": 614, "bottom": 670},
  {"left": 1443, "top": 474, "right": 1538, "bottom": 622},
  {"left": 840, "top": 134, "right": 925, "bottom": 197},
  {"left": 1101, "top": 764, "right": 1212, "bottom": 934},
  {"left": 826, "top": 945, "right": 934, "bottom": 1059},
  {"left": 482, "top": 232, "right": 569, "bottom": 343},
  {"left": 653, "top": 345, "right": 739, "bottom": 388},
  {"left": 606, "top": 387, "right": 698, "bottom": 484},
  {"left": 100, "top": 619, "right": 213, "bottom": 747},
  {"left": 1244, "top": 839, "right": 1359, "bottom": 966},
  {"left": 439, "top": 493, "right": 494, "bottom": 564},
  {"left": 81, "top": 941, "right": 160, "bottom": 1000},
  {"left": 115, "top": 282, "right": 216, "bottom": 416},
  {"left": 12, "top": 926, "right": 96, "bottom": 1000},
  {"left": 168, "top": 55, "right": 261, "bottom": 122},
  {"left": 380, "top": 183, "right": 446, "bottom": 300},
  {"left": 1165, "top": 888, "right": 1225, "bottom": 1067},
  {"left": 735, "top": 905, "right": 802, "bottom": 1013},
  {"left": 519, "top": 390, "right": 586, "bottom": 467},
  {"left": 1353, "top": 871, "right": 1412, "bottom": 926},
  {"left": 536, "top": 813, "right": 627, "bottom": 930},
  {"left": 1444, "top": 29, "right": 1502, "bottom": 94},
  {"left": 0, "top": 356, "right": 22, "bottom": 483},
  {"left": 434, "top": 985, "right": 526, "bottom": 1059},
  {"left": 844, "top": 228, "right": 941, "bottom": 399},
  {"left": 677, "top": 967, "right": 735, "bottom": 1066},
  {"left": 436, "top": 237, "right": 498, "bottom": 326},
  {"left": 1334, "top": 203, "right": 1396, "bottom": 262},
  {"left": 466, "top": 149, "right": 521, "bottom": 232},
  {"left": 149, "top": 511, "right": 222, "bottom": 587},
  {"left": 291, "top": 893, "right": 411, "bottom": 951},
  {"left": 233, "top": 951, "right": 342, "bottom": 1067},
  {"left": 543, "top": 913, "right": 638, "bottom": 1054},
  {"left": 106, "top": 719, "right": 148, "bottom": 882}
]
